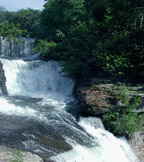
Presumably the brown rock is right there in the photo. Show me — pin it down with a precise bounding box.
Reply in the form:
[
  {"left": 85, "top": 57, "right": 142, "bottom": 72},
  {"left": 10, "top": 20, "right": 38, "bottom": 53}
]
[
  {"left": 129, "top": 132, "right": 144, "bottom": 162},
  {"left": 77, "top": 82, "right": 114, "bottom": 115}
]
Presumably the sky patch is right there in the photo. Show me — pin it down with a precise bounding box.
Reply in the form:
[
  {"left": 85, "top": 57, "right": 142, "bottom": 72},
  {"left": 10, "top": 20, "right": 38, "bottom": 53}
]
[{"left": 0, "top": 0, "right": 44, "bottom": 11}]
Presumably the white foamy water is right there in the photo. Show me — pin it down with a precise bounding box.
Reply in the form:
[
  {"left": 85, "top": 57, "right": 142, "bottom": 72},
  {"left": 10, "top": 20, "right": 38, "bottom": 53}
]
[
  {"left": 51, "top": 119, "right": 139, "bottom": 162},
  {"left": 1, "top": 59, "right": 74, "bottom": 108},
  {"left": 0, "top": 96, "right": 37, "bottom": 117},
  {"left": 0, "top": 56, "right": 140, "bottom": 162}
]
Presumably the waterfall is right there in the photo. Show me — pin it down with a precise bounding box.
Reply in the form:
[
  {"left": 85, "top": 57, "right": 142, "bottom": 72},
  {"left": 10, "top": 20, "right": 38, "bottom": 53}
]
[
  {"left": 50, "top": 118, "right": 139, "bottom": 162},
  {"left": 0, "top": 38, "right": 140, "bottom": 162},
  {"left": 0, "top": 59, "right": 74, "bottom": 109},
  {"left": 0, "top": 37, "right": 34, "bottom": 58}
]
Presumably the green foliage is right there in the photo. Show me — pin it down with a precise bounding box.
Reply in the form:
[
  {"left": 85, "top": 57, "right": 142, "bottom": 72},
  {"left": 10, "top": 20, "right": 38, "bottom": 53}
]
[
  {"left": 34, "top": 40, "right": 57, "bottom": 58},
  {"left": 102, "top": 85, "right": 142, "bottom": 137},
  {"left": 41, "top": 0, "right": 86, "bottom": 39},
  {"left": 13, "top": 9, "right": 41, "bottom": 37},
  {"left": 0, "top": 22, "right": 27, "bottom": 38},
  {"left": 96, "top": 53, "right": 129, "bottom": 77},
  {"left": 38, "top": 0, "right": 139, "bottom": 79},
  {"left": 113, "top": 85, "right": 130, "bottom": 105},
  {"left": 0, "top": 9, "right": 41, "bottom": 38}
]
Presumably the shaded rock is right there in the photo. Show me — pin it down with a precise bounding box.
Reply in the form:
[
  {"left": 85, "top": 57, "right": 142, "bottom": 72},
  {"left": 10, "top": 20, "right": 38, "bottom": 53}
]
[
  {"left": 0, "top": 146, "right": 43, "bottom": 162},
  {"left": 76, "top": 78, "right": 144, "bottom": 116},
  {"left": 77, "top": 81, "right": 115, "bottom": 115}
]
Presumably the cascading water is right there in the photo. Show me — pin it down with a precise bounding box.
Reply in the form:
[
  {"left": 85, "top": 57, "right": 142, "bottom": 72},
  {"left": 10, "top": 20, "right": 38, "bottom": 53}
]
[
  {"left": 50, "top": 118, "right": 139, "bottom": 162},
  {"left": 0, "top": 38, "right": 140, "bottom": 162},
  {"left": 1, "top": 59, "right": 74, "bottom": 109},
  {"left": 0, "top": 37, "right": 34, "bottom": 58}
]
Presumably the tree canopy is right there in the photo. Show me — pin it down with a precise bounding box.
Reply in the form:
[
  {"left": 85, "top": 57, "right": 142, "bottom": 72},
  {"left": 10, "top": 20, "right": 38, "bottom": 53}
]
[{"left": 0, "top": 0, "right": 144, "bottom": 80}]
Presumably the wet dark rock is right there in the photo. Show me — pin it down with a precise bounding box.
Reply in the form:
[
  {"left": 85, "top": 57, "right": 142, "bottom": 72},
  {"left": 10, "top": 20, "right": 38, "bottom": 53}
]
[
  {"left": 0, "top": 60, "right": 8, "bottom": 95},
  {"left": 0, "top": 101, "right": 94, "bottom": 160}
]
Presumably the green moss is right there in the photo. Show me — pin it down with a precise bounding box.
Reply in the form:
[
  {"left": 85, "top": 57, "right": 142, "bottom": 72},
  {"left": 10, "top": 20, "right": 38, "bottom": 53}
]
[
  {"left": 39, "top": 135, "right": 72, "bottom": 152},
  {"left": 11, "top": 150, "right": 23, "bottom": 162}
]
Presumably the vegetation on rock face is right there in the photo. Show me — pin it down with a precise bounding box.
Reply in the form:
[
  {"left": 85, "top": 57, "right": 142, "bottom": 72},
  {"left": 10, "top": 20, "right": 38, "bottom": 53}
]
[
  {"left": 77, "top": 81, "right": 144, "bottom": 137},
  {"left": 102, "top": 84, "right": 143, "bottom": 137}
]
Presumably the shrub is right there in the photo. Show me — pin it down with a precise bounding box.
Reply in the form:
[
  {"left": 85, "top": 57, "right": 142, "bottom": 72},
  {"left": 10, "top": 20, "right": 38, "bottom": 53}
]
[
  {"left": 34, "top": 40, "right": 57, "bottom": 59},
  {"left": 102, "top": 85, "right": 142, "bottom": 137}
]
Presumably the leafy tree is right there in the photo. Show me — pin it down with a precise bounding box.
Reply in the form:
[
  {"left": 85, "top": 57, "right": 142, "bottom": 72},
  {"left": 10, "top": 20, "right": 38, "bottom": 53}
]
[
  {"left": 12, "top": 9, "right": 41, "bottom": 37},
  {"left": 0, "top": 9, "right": 42, "bottom": 38},
  {"left": 0, "top": 22, "right": 27, "bottom": 38},
  {"left": 41, "top": 0, "right": 86, "bottom": 39}
]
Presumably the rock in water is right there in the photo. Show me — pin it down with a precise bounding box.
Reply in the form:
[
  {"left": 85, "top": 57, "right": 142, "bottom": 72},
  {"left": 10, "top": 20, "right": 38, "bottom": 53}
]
[
  {"left": 0, "top": 60, "right": 8, "bottom": 95},
  {"left": 129, "top": 132, "right": 144, "bottom": 162}
]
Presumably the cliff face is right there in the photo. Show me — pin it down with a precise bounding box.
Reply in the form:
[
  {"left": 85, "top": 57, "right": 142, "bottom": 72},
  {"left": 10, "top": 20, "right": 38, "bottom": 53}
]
[
  {"left": 76, "top": 79, "right": 115, "bottom": 116},
  {"left": 0, "top": 37, "right": 35, "bottom": 58},
  {"left": 76, "top": 78, "right": 144, "bottom": 116}
]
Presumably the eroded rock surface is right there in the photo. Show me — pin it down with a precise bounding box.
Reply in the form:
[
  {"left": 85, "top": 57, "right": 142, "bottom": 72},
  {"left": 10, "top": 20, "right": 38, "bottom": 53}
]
[
  {"left": 129, "top": 132, "right": 144, "bottom": 162},
  {"left": 76, "top": 80, "right": 115, "bottom": 115},
  {"left": 0, "top": 146, "right": 43, "bottom": 162}
]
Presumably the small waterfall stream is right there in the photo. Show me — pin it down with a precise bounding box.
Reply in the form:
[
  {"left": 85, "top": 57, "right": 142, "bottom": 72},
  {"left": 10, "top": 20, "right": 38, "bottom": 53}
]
[{"left": 0, "top": 38, "right": 140, "bottom": 162}]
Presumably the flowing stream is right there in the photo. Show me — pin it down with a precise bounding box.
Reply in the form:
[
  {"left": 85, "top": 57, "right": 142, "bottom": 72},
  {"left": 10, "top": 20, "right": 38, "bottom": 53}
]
[{"left": 0, "top": 38, "right": 140, "bottom": 162}]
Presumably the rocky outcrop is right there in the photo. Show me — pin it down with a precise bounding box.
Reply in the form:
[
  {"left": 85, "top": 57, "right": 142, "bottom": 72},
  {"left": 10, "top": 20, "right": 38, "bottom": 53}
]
[
  {"left": 76, "top": 78, "right": 144, "bottom": 116},
  {"left": 76, "top": 79, "right": 115, "bottom": 116},
  {"left": 0, "top": 146, "right": 43, "bottom": 162},
  {"left": 129, "top": 132, "right": 144, "bottom": 162}
]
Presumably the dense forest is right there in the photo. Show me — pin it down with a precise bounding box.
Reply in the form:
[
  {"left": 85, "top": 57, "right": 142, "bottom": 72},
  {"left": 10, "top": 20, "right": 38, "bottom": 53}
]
[{"left": 0, "top": 0, "right": 144, "bottom": 81}]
